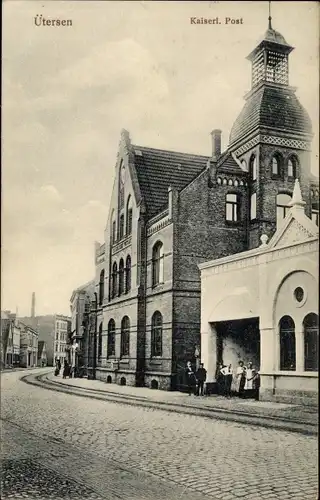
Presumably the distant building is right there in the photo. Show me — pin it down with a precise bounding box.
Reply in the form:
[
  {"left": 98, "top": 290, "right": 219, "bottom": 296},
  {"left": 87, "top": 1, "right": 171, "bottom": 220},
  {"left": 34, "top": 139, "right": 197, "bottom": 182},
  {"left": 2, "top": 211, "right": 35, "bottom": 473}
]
[
  {"left": 20, "top": 312, "right": 71, "bottom": 366},
  {"left": 69, "top": 281, "right": 95, "bottom": 376},
  {"left": 19, "top": 322, "right": 38, "bottom": 368},
  {"left": 37, "top": 341, "right": 48, "bottom": 367},
  {"left": 0, "top": 311, "right": 20, "bottom": 369}
]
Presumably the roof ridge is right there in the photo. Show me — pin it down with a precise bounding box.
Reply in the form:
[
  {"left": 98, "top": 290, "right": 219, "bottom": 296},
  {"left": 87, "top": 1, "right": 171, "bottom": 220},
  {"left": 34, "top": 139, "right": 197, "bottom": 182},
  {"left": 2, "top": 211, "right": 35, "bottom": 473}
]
[{"left": 132, "top": 144, "right": 209, "bottom": 159}]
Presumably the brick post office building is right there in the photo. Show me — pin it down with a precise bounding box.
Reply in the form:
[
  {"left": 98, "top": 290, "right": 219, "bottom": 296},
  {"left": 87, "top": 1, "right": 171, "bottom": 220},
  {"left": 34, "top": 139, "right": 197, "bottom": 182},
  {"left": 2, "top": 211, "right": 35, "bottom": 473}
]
[{"left": 93, "top": 20, "right": 319, "bottom": 391}]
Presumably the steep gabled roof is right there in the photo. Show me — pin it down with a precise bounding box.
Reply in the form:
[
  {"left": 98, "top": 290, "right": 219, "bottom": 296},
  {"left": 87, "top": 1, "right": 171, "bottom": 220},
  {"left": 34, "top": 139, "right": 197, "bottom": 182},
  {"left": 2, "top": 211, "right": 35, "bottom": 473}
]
[
  {"left": 133, "top": 145, "right": 208, "bottom": 217},
  {"left": 217, "top": 151, "right": 246, "bottom": 175}
]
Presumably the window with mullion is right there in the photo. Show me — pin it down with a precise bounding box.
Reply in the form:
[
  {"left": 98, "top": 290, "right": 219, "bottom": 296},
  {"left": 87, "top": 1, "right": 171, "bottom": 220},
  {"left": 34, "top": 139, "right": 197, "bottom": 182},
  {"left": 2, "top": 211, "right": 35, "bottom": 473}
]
[
  {"left": 226, "top": 193, "right": 239, "bottom": 222},
  {"left": 107, "top": 320, "right": 116, "bottom": 357},
  {"left": 151, "top": 312, "right": 163, "bottom": 357},
  {"left": 120, "top": 317, "right": 130, "bottom": 357},
  {"left": 279, "top": 316, "right": 295, "bottom": 371}
]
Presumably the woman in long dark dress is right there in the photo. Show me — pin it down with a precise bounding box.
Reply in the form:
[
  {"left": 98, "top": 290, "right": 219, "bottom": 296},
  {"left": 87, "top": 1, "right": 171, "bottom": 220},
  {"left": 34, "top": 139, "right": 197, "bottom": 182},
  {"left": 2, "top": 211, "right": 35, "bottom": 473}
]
[{"left": 63, "top": 360, "right": 70, "bottom": 379}]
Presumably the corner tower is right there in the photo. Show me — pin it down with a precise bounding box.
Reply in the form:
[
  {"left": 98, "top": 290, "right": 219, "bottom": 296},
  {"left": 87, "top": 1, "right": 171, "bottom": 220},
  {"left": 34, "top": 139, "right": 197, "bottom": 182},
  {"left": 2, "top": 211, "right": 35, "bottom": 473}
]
[{"left": 229, "top": 14, "right": 313, "bottom": 248}]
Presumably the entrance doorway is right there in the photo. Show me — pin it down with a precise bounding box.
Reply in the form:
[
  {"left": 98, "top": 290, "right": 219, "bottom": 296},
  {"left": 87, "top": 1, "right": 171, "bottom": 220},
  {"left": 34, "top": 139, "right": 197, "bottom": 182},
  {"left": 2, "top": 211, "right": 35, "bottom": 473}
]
[
  {"left": 215, "top": 318, "right": 260, "bottom": 371},
  {"left": 28, "top": 352, "right": 31, "bottom": 367}
]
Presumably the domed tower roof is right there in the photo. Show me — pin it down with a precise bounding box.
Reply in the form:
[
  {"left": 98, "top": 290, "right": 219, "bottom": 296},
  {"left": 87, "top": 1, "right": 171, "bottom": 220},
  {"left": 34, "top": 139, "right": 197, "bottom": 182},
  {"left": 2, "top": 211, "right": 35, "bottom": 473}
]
[{"left": 229, "top": 18, "right": 312, "bottom": 148}]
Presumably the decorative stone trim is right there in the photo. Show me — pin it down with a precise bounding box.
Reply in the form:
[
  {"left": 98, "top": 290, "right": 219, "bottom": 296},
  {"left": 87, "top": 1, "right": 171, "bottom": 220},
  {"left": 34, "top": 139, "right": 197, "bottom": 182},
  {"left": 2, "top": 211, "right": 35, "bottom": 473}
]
[
  {"left": 148, "top": 209, "right": 169, "bottom": 226},
  {"left": 217, "top": 177, "right": 248, "bottom": 187},
  {"left": 260, "top": 371, "right": 318, "bottom": 378},
  {"left": 112, "top": 235, "right": 132, "bottom": 255},
  {"left": 233, "top": 134, "right": 311, "bottom": 157},
  {"left": 147, "top": 213, "right": 172, "bottom": 236},
  {"left": 200, "top": 238, "right": 318, "bottom": 273},
  {"left": 260, "top": 135, "right": 310, "bottom": 151},
  {"left": 233, "top": 135, "right": 260, "bottom": 156}
]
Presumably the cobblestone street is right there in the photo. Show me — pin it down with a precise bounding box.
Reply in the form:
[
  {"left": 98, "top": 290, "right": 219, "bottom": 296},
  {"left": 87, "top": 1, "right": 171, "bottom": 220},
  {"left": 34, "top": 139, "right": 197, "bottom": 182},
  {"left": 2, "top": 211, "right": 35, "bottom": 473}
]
[{"left": 1, "top": 369, "right": 318, "bottom": 499}]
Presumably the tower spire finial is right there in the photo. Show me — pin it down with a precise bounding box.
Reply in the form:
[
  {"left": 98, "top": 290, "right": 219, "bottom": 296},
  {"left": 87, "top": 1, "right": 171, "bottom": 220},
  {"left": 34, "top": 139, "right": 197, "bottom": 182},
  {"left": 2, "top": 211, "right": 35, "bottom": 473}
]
[{"left": 268, "top": 0, "right": 272, "bottom": 29}]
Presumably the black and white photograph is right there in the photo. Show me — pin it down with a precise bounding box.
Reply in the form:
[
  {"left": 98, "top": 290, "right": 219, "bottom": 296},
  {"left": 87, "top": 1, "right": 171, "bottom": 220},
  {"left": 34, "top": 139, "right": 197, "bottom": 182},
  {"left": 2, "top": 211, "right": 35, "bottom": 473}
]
[{"left": 1, "top": 1, "right": 319, "bottom": 499}]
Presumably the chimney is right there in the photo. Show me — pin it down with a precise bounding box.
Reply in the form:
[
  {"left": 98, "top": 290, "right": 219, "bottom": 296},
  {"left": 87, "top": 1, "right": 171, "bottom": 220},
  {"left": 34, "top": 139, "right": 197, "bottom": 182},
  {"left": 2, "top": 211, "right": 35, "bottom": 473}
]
[
  {"left": 31, "top": 292, "right": 35, "bottom": 318},
  {"left": 211, "top": 129, "right": 222, "bottom": 161}
]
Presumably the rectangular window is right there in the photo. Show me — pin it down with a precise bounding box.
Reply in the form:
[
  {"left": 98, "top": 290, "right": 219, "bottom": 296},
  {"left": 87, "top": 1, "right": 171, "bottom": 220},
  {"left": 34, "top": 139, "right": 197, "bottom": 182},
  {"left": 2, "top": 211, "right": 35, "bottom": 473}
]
[
  {"left": 226, "top": 193, "right": 239, "bottom": 222},
  {"left": 250, "top": 192, "right": 257, "bottom": 220}
]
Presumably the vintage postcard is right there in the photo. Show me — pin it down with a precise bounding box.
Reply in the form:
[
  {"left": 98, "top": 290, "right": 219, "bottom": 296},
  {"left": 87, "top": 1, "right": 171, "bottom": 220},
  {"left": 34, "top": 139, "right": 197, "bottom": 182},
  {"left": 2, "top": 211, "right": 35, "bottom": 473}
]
[{"left": 1, "top": 1, "right": 319, "bottom": 499}]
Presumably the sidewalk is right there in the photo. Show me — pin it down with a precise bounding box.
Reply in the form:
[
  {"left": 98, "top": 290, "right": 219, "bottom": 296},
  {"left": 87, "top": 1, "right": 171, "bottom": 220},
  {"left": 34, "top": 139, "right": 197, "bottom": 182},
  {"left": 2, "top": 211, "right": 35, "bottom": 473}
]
[{"left": 46, "top": 371, "right": 318, "bottom": 426}]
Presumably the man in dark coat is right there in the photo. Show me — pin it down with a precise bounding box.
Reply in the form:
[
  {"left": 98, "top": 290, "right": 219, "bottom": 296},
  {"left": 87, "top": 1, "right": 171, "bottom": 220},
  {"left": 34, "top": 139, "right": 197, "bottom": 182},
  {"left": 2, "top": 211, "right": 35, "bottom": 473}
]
[
  {"left": 196, "top": 363, "right": 207, "bottom": 396},
  {"left": 185, "top": 361, "right": 197, "bottom": 396}
]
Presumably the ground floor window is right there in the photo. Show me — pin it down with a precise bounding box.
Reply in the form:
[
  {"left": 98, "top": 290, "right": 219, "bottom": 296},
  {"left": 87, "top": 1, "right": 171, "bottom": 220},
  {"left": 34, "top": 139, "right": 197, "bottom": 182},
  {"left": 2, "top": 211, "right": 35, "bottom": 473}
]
[
  {"left": 279, "top": 316, "right": 296, "bottom": 370},
  {"left": 304, "top": 313, "right": 318, "bottom": 372},
  {"left": 107, "top": 319, "right": 116, "bottom": 357},
  {"left": 151, "top": 311, "right": 163, "bottom": 357},
  {"left": 120, "top": 316, "right": 130, "bottom": 357}
]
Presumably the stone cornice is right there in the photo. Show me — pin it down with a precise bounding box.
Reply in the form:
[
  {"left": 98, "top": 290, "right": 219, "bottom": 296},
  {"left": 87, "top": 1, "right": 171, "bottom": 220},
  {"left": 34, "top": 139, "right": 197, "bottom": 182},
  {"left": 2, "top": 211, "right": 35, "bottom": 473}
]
[
  {"left": 147, "top": 211, "right": 172, "bottom": 236},
  {"left": 230, "top": 131, "right": 312, "bottom": 157},
  {"left": 199, "top": 237, "right": 318, "bottom": 275},
  {"left": 111, "top": 234, "right": 132, "bottom": 255}
]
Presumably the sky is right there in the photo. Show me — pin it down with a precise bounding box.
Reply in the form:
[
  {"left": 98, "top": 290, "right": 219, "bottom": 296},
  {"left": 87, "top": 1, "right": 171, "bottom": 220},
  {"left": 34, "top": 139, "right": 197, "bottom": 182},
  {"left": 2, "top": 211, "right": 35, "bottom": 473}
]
[{"left": 2, "top": 0, "right": 319, "bottom": 316}]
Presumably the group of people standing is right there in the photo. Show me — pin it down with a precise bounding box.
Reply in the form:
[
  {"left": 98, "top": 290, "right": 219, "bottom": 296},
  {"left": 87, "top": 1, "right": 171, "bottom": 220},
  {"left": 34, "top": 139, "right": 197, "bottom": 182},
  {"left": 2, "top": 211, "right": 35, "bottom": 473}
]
[
  {"left": 185, "top": 361, "right": 207, "bottom": 396},
  {"left": 217, "top": 360, "right": 260, "bottom": 399},
  {"left": 54, "top": 358, "right": 72, "bottom": 379},
  {"left": 185, "top": 360, "right": 260, "bottom": 399}
]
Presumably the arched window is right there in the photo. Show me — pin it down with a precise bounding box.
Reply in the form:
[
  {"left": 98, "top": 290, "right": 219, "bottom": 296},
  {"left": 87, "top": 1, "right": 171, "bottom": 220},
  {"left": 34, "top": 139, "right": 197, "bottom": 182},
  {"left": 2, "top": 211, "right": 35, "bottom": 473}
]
[
  {"left": 226, "top": 193, "right": 240, "bottom": 222},
  {"left": 279, "top": 316, "right": 296, "bottom": 371},
  {"left": 111, "top": 262, "right": 118, "bottom": 298},
  {"left": 271, "top": 155, "right": 280, "bottom": 176},
  {"left": 304, "top": 313, "right": 318, "bottom": 372},
  {"left": 119, "top": 160, "right": 125, "bottom": 208},
  {"left": 287, "top": 156, "right": 298, "bottom": 178},
  {"left": 151, "top": 311, "right": 163, "bottom": 357},
  {"left": 112, "top": 221, "right": 116, "bottom": 244},
  {"left": 126, "top": 196, "right": 133, "bottom": 235},
  {"left": 99, "top": 269, "right": 105, "bottom": 306},
  {"left": 107, "top": 319, "right": 116, "bottom": 357},
  {"left": 152, "top": 242, "right": 164, "bottom": 286},
  {"left": 249, "top": 155, "right": 257, "bottom": 181},
  {"left": 125, "top": 255, "right": 131, "bottom": 293},
  {"left": 119, "top": 214, "right": 124, "bottom": 239},
  {"left": 111, "top": 210, "right": 116, "bottom": 245},
  {"left": 276, "top": 193, "right": 292, "bottom": 227},
  {"left": 119, "top": 259, "right": 124, "bottom": 295},
  {"left": 120, "top": 316, "right": 130, "bottom": 357},
  {"left": 98, "top": 322, "right": 103, "bottom": 363}
]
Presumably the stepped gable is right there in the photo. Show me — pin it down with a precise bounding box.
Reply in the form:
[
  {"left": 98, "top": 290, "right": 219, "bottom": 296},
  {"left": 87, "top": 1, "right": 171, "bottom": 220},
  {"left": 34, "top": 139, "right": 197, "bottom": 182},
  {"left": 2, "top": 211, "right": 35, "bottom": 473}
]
[
  {"left": 133, "top": 145, "right": 208, "bottom": 217},
  {"left": 229, "top": 85, "right": 312, "bottom": 147}
]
